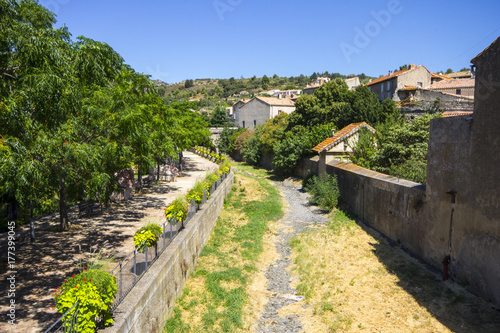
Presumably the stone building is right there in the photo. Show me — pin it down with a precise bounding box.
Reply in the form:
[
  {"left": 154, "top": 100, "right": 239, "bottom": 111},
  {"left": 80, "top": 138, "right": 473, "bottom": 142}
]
[
  {"left": 367, "top": 64, "right": 431, "bottom": 101},
  {"left": 234, "top": 97, "right": 295, "bottom": 129}
]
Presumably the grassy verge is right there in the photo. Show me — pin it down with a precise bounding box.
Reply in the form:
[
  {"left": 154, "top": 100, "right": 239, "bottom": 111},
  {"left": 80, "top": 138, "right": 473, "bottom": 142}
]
[
  {"left": 164, "top": 171, "right": 283, "bottom": 332},
  {"left": 288, "top": 210, "right": 500, "bottom": 332}
]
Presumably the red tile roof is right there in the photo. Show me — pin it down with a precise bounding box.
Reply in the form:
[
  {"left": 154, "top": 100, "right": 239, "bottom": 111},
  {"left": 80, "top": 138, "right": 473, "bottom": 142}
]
[
  {"left": 367, "top": 65, "right": 430, "bottom": 86},
  {"left": 312, "top": 122, "right": 376, "bottom": 153},
  {"left": 367, "top": 68, "right": 409, "bottom": 86},
  {"left": 431, "top": 73, "right": 452, "bottom": 80},
  {"left": 442, "top": 112, "right": 473, "bottom": 117},
  {"left": 429, "top": 78, "right": 475, "bottom": 90}
]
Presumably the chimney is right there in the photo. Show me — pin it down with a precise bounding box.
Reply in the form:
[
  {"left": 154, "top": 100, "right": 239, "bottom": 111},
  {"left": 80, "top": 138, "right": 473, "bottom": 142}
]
[
  {"left": 409, "top": 64, "right": 416, "bottom": 70},
  {"left": 388, "top": 70, "right": 393, "bottom": 75},
  {"left": 332, "top": 129, "right": 335, "bottom": 137}
]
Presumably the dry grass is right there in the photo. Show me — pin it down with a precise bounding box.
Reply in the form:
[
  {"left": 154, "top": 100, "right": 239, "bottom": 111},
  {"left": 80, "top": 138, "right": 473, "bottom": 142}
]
[
  {"left": 288, "top": 210, "right": 500, "bottom": 333},
  {"left": 164, "top": 173, "right": 284, "bottom": 332}
]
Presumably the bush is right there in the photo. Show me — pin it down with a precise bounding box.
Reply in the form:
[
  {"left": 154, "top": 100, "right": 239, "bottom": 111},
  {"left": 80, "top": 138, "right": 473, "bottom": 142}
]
[
  {"left": 241, "top": 132, "right": 262, "bottom": 165},
  {"left": 165, "top": 196, "right": 189, "bottom": 223},
  {"left": 133, "top": 223, "right": 163, "bottom": 250},
  {"left": 54, "top": 269, "right": 117, "bottom": 332},
  {"left": 303, "top": 173, "right": 339, "bottom": 211},
  {"left": 186, "top": 181, "right": 206, "bottom": 205}
]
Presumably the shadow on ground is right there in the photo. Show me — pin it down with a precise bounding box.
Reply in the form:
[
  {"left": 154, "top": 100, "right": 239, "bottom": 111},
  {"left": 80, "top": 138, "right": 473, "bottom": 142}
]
[
  {"left": 349, "top": 210, "right": 500, "bottom": 333},
  {"left": 0, "top": 189, "right": 166, "bottom": 331}
]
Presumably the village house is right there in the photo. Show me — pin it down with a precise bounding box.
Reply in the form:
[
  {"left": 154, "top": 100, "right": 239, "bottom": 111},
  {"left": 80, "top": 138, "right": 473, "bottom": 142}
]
[
  {"left": 367, "top": 64, "right": 432, "bottom": 101},
  {"left": 429, "top": 78, "right": 475, "bottom": 99},
  {"left": 231, "top": 98, "right": 250, "bottom": 121},
  {"left": 312, "top": 122, "right": 376, "bottom": 175},
  {"left": 273, "top": 89, "right": 302, "bottom": 98},
  {"left": 303, "top": 76, "right": 331, "bottom": 95},
  {"left": 445, "top": 69, "right": 473, "bottom": 79},
  {"left": 345, "top": 76, "right": 361, "bottom": 90},
  {"left": 234, "top": 96, "right": 296, "bottom": 129}
]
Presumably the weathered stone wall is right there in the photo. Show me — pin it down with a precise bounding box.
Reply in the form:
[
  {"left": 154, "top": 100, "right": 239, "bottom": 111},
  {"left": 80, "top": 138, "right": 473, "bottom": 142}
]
[
  {"left": 293, "top": 155, "right": 319, "bottom": 178},
  {"left": 324, "top": 162, "right": 432, "bottom": 263},
  {"left": 400, "top": 89, "right": 474, "bottom": 118},
  {"left": 103, "top": 171, "right": 234, "bottom": 333}
]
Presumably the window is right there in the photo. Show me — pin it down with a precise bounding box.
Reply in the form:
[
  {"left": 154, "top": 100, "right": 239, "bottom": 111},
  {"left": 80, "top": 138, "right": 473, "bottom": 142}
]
[
  {"left": 456, "top": 89, "right": 462, "bottom": 95},
  {"left": 381, "top": 82, "right": 384, "bottom": 93},
  {"left": 417, "top": 81, "right": 423, "bottom": 88},
  {"left": 253, "top": 120, "right": 257, "bottom": 128},
  {"left": 387, "top": 81, "right": 391, "bottom": 92},
  {"left": 242, "top": 121, "right": 245, "bottom": 128}
]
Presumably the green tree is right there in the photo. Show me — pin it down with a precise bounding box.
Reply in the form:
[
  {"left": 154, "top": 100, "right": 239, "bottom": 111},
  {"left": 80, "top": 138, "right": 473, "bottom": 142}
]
[
  {"left": 209, "top": 104, "right": 229, "bottom": 127},
  {"left": 261, "top": 75, "right": 270, "bottom": 90}
]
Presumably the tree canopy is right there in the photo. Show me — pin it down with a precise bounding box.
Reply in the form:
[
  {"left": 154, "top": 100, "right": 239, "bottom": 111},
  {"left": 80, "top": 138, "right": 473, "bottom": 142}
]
[{"left": 0, "top": 0, "right": 210, "bottom": 231}]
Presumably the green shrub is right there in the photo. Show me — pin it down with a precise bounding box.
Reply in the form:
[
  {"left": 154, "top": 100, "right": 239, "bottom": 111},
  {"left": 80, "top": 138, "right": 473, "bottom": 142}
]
[
  {"left": 241, "top": 133, "right": 262, "bottom": 165},
  {"left": 205, "top": 171, "right": 220, "bottom": 195},
  {"left": 54, "top": 269, "right": 117, "bottom": 332},
  {"left": 133, "top": 223, "right": 163, "bottom": 250},
  {"left": 303, "top": 173, "right": 339, "bottom": 211},
  {"left": 165, "top": 196, "right": 189, "bottom": 223},
  {"left": 187, "top": 181, "right": 206, "bottom": 205}
]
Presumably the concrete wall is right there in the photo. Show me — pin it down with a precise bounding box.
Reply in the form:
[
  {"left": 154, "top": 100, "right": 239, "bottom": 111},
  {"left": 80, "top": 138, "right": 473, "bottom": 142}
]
[
  {"left": 325, "top": 162, "right": 432, "bottom": 262},
  {"left": 104, "top": 172, "right": 234, "bottom": 333}
]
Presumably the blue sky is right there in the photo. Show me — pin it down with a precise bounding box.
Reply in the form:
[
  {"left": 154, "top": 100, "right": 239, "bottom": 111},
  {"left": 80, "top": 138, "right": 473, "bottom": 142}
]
[{"left": 46, "top": 0, "right": 500, "bottom": 83}]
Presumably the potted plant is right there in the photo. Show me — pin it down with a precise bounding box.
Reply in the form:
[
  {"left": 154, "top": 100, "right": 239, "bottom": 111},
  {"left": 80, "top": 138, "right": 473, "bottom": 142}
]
[
  {"left": 134, "top": 223, "right": 163, "bottom": 255},
  {"left": 186, "top": 181, "right": 206, "bottom": 210},
  {"left": 165, "top": 196, "right": 189, "bottom": 229}
]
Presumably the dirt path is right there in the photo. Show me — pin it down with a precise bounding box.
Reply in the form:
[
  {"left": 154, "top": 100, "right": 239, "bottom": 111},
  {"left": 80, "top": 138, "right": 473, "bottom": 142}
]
[
  {"left": 254, "top": 176, "right": 500, "bottom": 333},
  {"left": 0, "top": 152, "right": 218, "bottom": 333},
  {"left": 255, "top": 179, "right": 328, "bottom": 332}
]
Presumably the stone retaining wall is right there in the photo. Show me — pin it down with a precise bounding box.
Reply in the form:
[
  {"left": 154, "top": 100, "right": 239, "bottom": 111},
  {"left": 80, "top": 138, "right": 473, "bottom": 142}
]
[{"left": 103, "top": 171, "right": 234, "bottom": 333}]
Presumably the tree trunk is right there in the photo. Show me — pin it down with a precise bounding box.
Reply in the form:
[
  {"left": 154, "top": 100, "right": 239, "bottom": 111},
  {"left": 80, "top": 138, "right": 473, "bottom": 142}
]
[
  {"left": 178, "top": 151, "right": 183, "bottom": 172},
  {"left": 157, "top": 159, "right": 160, "bottom": 182},
  {"left": 137, "top": 166, "right": 142, "bottom": 193},
  {"left": 59, "top": 178, "right": 70, "bottom": 231}
]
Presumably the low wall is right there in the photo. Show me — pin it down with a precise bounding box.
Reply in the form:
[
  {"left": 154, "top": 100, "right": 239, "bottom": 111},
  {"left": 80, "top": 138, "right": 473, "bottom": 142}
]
[
  {"left": 103, "top": 171, "right": 234, "bottom": 333},
  {"left": 325, "top": 162, "right": 434, "bottom": 264}
]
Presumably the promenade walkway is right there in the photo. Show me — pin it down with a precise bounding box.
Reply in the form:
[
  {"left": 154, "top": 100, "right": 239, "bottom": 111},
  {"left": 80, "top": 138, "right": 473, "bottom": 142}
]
[{"left": 0, "top": 152, "right": 218, "bottom": 333}]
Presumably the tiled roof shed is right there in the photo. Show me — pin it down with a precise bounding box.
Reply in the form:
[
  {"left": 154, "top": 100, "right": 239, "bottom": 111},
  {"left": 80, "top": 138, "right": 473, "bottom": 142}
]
[{"left": 312, "top": 122, "right": 376, "bottom": 153}]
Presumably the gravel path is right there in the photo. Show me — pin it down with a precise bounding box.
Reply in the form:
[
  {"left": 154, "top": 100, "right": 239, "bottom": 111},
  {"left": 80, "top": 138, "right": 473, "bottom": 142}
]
[{"left": 255, "top": 179, "right": 328, "bottom": 333}]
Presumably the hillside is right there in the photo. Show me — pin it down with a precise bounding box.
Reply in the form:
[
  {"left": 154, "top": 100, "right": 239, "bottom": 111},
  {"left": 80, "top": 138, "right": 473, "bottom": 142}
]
[{"left": 155, "top": 72, "right": 375, "bottom": 110}]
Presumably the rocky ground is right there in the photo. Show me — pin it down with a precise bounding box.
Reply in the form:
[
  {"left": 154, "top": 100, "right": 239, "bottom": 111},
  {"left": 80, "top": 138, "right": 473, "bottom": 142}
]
[{"left": 255, "top": 179, "right": 328, "bottom": 333}]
